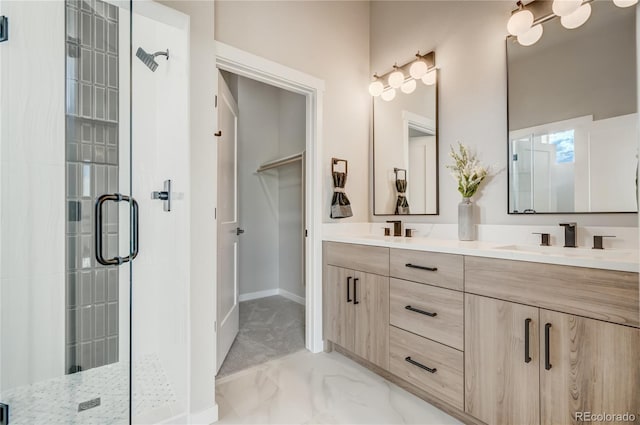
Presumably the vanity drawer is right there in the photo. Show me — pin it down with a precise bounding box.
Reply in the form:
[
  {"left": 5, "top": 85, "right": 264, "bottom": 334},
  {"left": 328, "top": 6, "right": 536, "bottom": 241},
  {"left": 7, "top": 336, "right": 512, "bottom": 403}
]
[
  {"left": 465, "top": 256, "right": 640, "bottom": 327},
  {"left": 390, "top": 249, "right": 463, "bottom": 291},
  {"left": 390, "top": 278, "right": 464, "bottom": 350},
  {"left": 390, "top": 326, "right": 464, "bottom": 410},
  {"left": 324, "top": 241, "right": 389, "bottom": 276}
]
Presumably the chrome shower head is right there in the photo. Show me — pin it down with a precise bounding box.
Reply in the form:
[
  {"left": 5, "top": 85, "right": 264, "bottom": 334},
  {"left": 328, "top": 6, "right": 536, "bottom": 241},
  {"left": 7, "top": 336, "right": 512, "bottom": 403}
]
[{"left": 136, "top": 47, "right": 169, "bottom": 72}]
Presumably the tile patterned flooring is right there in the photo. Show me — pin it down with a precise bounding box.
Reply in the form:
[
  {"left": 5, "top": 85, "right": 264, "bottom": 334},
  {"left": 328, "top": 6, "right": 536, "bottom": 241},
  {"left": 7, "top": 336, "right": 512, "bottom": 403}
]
[{"left": 216, "top": 350, "right": 463, "bottom": 425}]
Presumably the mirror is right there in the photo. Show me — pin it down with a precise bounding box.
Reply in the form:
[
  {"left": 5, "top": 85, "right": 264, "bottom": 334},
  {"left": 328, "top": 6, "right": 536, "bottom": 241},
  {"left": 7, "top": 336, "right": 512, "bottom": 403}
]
[
  {"left": 373, "top": 72, "right": 438, "bottom": 215},
  {"left": 507, "top": 1, "right": 637, "bottom": 214}
]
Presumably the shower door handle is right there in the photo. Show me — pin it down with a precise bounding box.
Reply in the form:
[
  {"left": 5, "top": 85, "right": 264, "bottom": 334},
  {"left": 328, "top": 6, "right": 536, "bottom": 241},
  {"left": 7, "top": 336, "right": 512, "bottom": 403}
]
[{"left": 95, "top": 193, "right": 139, "bottom": 266}]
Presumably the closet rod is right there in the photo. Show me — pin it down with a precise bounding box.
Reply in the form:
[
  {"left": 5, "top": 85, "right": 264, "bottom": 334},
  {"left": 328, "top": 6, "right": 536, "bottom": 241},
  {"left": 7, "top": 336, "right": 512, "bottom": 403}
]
[{"left": 256, "top": 152, "right": 304, "bottom": 173}]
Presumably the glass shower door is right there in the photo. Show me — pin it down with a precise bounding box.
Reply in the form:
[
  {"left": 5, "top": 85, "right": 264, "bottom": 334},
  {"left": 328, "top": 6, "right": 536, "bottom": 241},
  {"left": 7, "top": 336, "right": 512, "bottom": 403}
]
[{"left": 0, "top": 0, "right": 133, "bottom": 423}]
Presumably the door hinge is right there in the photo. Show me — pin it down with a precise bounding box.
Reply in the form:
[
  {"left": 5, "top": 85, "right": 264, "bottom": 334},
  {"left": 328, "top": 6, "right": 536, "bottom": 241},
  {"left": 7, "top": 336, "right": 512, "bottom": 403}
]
[
  {"left": 513, "top": 153, "right": 518, "bottom": 161},
  {"left": 214, "top": 208, "right": 216, "bottom": 219},
  {"left": 215, "top": 95, "right": 218, "bottom": 108},
  {"left": 0, "top": 16, "right": 8, "bottom": 43},
  {"left": 214, "top": 321, "right": 217, "bottom": 332},
  {"left": 0, "top": 403, "right": 9, "bottom": 425},
  {"left": 305, "top": 229, "right": 308, "bottom": 237}
]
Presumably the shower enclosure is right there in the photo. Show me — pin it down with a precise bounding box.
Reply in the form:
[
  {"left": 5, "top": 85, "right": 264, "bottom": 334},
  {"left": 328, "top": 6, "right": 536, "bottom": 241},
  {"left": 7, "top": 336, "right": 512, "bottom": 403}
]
[{"left": 0, "top": 0, "right": 190, "bottom": 423}]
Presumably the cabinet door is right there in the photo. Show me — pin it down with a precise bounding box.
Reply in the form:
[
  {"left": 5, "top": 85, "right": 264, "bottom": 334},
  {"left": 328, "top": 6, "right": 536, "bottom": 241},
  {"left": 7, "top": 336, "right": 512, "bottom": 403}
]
[
  {"left": 354, "top": 271, "right": 389, "bottom": 369},
  {"left": 465, "top": 294, "right": 540, "bottom": 425},
  {"left": 540, "top": 310, "right": 640, "bottom": 425},
  {"left": 324, "top": 265, "right": 355, "bottom": 351}
]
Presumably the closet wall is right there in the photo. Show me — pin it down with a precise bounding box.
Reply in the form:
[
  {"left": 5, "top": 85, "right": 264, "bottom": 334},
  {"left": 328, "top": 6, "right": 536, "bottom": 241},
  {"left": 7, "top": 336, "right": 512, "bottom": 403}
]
[{"left": 223, "top": 72, "right": 306, "bottom": 302}]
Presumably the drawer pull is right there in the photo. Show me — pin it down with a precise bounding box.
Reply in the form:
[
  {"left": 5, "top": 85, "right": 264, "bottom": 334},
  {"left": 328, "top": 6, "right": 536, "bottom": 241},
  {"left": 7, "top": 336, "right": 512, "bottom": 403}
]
[
  {"left": 524, "top": 318, "right": 532, "bottom": 363},
  {"left": 353, "top": 277, "right": 360, "bottom": 305},
  {"left": 405, "top": 356, "right": 437, "bottom": 373},
  {"left": 544, "top": 323, "right": 552, "bottom": 370},
  {"left": 405, "top": 263, "right": 438, "bottom": 272},
  {"left": 346, "top": 276, "right": 352, "bottom": 303},
  {"left": 405, "top": 305, "right": 437, "bottom": 317}
]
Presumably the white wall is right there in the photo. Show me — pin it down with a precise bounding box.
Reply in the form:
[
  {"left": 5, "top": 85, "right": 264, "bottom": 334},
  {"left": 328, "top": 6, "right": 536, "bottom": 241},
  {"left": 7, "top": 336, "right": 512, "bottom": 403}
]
[
  {"left": 157, "top": 0, "right": 218, "bottom": 420},
  {"left": 370, "top": 1, "right": 638, "bottom": 226},
  {"left": 234, "top": 75, "right": 306, "bottom": 299},
  {"left": 215, "top": 1, "right": 370, "bottom": 223}
]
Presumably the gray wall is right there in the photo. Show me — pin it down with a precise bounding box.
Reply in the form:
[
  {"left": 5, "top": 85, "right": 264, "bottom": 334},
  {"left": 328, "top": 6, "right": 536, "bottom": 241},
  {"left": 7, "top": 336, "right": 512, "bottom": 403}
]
[
  {"left": 369, "top": 1, "right": 637, "bottom": 226},
  {"left": 233, "top": 75, "right": 305, "bottom": 298}
]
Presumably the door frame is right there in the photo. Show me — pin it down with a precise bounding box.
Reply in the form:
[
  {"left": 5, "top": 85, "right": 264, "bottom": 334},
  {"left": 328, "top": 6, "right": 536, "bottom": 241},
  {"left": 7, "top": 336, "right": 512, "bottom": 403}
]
[{"left": 215, "top": 41, "right": 325, "bottom": 354}]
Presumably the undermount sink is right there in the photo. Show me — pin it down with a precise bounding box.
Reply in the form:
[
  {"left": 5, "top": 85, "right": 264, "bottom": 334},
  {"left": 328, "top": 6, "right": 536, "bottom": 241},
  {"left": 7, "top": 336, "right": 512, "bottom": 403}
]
[{"left": 494, "top": 244, "right": 638, "bottom": 260}]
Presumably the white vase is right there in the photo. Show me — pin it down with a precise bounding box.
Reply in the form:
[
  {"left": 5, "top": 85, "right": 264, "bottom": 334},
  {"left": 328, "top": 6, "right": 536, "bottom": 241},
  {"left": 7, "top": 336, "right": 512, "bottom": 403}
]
[{"left": 458, "top": 197, "right": 475, "bottom": 241}]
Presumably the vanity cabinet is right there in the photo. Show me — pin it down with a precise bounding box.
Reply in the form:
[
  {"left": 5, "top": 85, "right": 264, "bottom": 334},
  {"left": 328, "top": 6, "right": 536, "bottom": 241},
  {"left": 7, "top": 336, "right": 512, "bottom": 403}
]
[
  {"left": 324, "top": 262, "right": 389, "bottom": 369},
  {"left": 465, "top": 294, "right": 640, "bottom": 425}
]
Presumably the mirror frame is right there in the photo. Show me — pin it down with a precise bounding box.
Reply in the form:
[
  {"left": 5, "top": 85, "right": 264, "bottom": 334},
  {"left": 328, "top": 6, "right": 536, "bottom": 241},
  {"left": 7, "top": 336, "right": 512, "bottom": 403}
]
[
  {"left": 505, "top": 36, "right": 638, "bottom": 215},
  {"left": 372, "top": 72, "right": 440, "bottom": 216}
]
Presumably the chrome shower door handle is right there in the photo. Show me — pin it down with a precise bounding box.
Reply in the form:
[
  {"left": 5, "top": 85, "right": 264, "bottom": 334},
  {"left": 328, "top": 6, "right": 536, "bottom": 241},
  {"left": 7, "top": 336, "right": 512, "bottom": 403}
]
[{"left": 95, "top": 193, "right": 139, "bottom": 266}]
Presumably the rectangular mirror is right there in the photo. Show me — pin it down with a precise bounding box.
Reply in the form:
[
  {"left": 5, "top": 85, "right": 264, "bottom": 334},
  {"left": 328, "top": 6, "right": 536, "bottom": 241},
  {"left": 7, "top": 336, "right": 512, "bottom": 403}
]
[
  {"left": 507, "top": 1, "right": 637, "bottom": 214},
  {"left": 373, "top": 67, "right": 438, "bottom": 215}
]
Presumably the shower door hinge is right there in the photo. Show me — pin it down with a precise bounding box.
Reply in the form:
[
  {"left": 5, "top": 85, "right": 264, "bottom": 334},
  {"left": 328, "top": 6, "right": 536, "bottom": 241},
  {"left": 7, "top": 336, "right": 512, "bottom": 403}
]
[
  {"left": 0, "top": 16, "right": 8, "bottom": 43},
  {"left": 0, "top": 403, "right": 9, "bottom": 425}
]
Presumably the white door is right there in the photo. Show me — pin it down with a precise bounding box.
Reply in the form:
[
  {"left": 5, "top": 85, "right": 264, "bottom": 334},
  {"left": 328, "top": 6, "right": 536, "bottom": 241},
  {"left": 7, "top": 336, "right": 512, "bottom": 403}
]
[{"left": 216, "top": 72, "right": 240, "bottom": 372}]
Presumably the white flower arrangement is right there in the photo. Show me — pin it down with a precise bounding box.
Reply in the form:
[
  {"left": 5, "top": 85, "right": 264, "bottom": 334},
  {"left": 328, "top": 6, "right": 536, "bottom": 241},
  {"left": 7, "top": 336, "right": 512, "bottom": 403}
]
[{"left": 446, "top": 142, "right": 489, "bottom": 199}]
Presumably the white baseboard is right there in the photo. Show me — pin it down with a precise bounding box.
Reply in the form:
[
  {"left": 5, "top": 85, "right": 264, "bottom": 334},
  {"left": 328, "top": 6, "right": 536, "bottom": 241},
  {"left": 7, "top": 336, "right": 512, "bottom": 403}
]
[
  {"left": 189, "top": 404, "right": 219, "bottom": 425},
  {"left": 238, "top": 289, "right": 279, "bottom": 302},
  {"left": 278, "top": 289, "right": 305, "bottom": 305},
  {"left": 239, "top": 288, "right": 305, "bottom": 305}
]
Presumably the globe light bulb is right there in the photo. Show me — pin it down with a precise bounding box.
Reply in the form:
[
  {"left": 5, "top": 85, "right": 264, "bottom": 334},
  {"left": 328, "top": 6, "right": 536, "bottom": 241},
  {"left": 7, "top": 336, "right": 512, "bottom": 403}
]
[
  {"left": 381, "top": 88, "right": 396, "bottom": 102},
  {"left": 613, "top": 0, "right": 638, "bottom": 7},
  {"left": 517, "top": 24, "right": 543, "bottom": 46},
  {"left": 507, "top": 9, "right": 534, "bottom": 36},
  {"left": 401, "top": 79, "right": 417, "bottom": 94},
  {"left": 388, "top": 70, "right": 405, "bottom": 89},
  {"left": 409, "top": 60, "right": 428, "bottom": 79},
  {"left": 421, "top": 69, "right": 437, "bottom": 86},
  {"left": 552, "top": 0, "right": 582, "bottom": 17},
  {"left": 368, "top": 80, "right": 384, "bottom": 97},
  {"left": 560, "top": 3, "right": 591, "bottom": 29}
]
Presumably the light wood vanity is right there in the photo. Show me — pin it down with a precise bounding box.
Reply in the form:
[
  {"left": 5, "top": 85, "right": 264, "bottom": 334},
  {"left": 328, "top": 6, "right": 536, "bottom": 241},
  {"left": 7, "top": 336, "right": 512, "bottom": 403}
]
[{"left": 323, "top": 241, "right": 640, "bottom": 425}]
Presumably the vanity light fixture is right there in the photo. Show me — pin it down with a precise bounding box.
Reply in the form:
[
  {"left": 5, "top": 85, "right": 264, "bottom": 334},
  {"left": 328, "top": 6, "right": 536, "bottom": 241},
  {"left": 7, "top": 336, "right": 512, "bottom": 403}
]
[
  {"left": 508, "top": 0, "right": 602, "bottom": 46},
  {"left": 369, "top": 51, "right": 436, "bottom": 100}
]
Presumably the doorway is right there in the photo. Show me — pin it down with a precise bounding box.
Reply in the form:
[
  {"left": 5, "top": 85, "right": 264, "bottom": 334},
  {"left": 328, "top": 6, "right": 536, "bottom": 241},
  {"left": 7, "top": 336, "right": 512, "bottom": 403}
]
[{"left": 216, "top": 70, "right": 307, "bottom": 377}]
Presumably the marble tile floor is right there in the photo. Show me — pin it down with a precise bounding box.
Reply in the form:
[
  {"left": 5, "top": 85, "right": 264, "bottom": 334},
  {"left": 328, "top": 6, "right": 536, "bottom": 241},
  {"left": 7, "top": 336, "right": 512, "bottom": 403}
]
[
  {"left": 215, "top": 349, "right": 463, "bottom": 425},
  {"left": 218, "top": 295, "right": 306, "bottom": 377}
]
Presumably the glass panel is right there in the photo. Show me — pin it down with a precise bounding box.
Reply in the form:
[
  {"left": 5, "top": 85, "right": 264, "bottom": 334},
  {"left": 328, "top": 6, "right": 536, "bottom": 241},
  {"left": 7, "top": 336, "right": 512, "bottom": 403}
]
[{"left": 1, "top": 0, "right": 130, "bottom": 423}]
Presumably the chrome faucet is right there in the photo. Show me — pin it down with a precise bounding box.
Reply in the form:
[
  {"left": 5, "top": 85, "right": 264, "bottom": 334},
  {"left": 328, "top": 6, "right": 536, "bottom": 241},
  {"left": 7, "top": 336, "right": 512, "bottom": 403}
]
[
  {"left": 559, "top": 222, "right": 577, "bottom": 248},
  {"left": 386, "top": 220, "right": 402, "bottom": 237}
]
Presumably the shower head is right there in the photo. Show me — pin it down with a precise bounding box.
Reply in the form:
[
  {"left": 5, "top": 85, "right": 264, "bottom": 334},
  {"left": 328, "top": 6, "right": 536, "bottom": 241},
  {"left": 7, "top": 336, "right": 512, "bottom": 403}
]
[{"left": 136, "top": 47, "right": 169, "bottom": 72}]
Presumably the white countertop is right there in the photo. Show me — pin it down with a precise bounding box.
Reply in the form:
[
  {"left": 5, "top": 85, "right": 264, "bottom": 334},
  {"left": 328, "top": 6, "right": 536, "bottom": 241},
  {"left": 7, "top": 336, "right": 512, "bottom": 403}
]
[{"left": 323, "top": 233, "right": 640, "bottom": 273}]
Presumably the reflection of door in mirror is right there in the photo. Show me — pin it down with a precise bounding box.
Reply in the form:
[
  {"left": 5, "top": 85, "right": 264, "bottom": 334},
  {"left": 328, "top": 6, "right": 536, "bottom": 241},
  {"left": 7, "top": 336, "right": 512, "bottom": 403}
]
[{"left": 407, "top": 125, "right": 437, "bottom": 214}]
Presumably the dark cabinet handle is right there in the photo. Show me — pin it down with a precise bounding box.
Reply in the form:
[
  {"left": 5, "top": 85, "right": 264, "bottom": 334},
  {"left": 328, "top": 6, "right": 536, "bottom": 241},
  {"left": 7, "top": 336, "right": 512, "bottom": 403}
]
[
  {"left": 346, "top": 276, "right": 352, "bottom": 303},
  {"left": 95, "top": 193, "right": 139, "bottom": 266},
  {"left": 405, "top": 263, "right": 438, "bottom": 272},
  {"left": 405, "top": 305, "right": 437, "bottom": 317},
  {"left": 405, "top": 356, "right": 437, "bottom": 373},
  {"left": 544, "top": 323, "right": 552, "bottom": 370},
  {"left": 524, "top": 318, "right": 532, "bottom": 363},
  {"left": 353, "top": 278, "right": 360, "bottom": 305}
]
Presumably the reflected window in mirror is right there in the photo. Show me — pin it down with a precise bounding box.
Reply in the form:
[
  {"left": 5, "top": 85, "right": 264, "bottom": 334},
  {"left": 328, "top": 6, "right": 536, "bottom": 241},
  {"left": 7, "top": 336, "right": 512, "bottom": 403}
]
[
  {"left": 507, "top": 1, "right": 637, "bottom": 214},
  {"left": 373, "top": 67, "right": 438, "bottom": 215}
]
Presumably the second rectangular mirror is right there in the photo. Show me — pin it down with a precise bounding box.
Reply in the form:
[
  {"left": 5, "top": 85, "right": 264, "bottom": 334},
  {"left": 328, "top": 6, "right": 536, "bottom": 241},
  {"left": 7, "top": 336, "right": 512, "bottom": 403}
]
[{"left": 373, "top": 55, "right": 438, "bottom": 216}]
